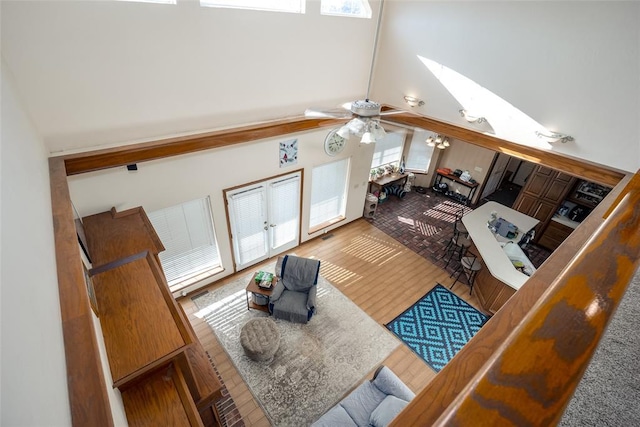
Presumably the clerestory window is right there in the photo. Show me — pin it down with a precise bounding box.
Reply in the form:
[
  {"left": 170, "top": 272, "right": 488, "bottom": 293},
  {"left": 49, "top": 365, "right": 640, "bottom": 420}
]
[
  {"left": 200, "top": 0, "right": 305, "bottom": 13},
  {"left": 321, "top": 0, "right": 371, "bottom": 18}
]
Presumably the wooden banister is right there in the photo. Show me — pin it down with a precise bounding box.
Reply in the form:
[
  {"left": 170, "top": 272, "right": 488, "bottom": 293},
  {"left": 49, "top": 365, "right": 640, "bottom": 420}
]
[
  {"left": 390, "top": 171, "right": 640, "bottom": 426},
  {"left": 50, "top": 114, "right": 632, "bottom": 426}
]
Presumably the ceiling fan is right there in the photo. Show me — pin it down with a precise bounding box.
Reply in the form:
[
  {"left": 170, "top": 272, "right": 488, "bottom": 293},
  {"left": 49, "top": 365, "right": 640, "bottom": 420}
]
[
  {"left": 304, "top": 99, "right": 399, "bottom": 143},
  {"left": 303, "top": 0, "right": 395, "bottom": 144}
]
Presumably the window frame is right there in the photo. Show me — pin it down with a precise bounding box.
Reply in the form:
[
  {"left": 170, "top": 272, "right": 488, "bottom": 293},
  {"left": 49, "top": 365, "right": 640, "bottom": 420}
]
[
  {"left": 309, "top": 157, "right": 350, "bottom": 233},
  {"left": 147, "top": 196, "right": 222, "bottom": 293},
  {"left": 320, "top": 0, "right": 372, "bottom": 18},
  {"left": 370, "top": 128, "right": 407, "bottom": 172},
  {"left": 199, "top": 0, "right": 305, "bottom": 14},
  {"left": 404, "top": 128, "right": 435, "bottom": 173}
]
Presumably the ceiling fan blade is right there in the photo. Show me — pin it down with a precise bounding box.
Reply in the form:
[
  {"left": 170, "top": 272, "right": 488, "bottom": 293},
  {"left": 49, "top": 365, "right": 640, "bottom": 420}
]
[
  {"left": 379, "top": 109, "right": 405, "bottom": 116},
  {"left": 304, "top": 108, "right": 352, "bottom": 119}
]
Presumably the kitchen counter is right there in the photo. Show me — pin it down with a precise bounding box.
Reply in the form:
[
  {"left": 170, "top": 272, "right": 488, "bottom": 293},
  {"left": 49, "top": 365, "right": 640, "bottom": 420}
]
[{"left": 462, "top": 201, "right": 539, "bottom": 291}]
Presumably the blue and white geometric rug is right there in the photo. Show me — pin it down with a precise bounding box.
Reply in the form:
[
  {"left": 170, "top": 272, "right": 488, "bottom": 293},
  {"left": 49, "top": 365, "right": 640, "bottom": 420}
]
[{"left": 386, "top": 284, "right": 489, "bottom": 372}]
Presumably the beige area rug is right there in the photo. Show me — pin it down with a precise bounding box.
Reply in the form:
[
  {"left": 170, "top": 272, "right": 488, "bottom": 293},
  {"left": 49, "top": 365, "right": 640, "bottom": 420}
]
[{"left": 192, "top": 264, "right": 399, "bottom": 427}]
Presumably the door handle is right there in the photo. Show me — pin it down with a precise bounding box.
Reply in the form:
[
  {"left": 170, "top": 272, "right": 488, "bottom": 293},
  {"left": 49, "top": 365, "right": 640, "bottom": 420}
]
[{"left": 269, "top": 224, "right": 276, "bottom": 228}]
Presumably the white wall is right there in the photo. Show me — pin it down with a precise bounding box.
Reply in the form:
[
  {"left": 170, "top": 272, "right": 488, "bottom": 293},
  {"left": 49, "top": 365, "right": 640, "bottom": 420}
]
[
  {"left": 1, "top": 0, "right": 380, "bottom": 154},
  {"left": 67, "top": 126, "right": 374, "bottom": 290},
  {"left": 372, "top": 1, "right": 640, "bottom": 173},
  {"left": 0, "top": 60, "right": 71, "bottom": 426}
]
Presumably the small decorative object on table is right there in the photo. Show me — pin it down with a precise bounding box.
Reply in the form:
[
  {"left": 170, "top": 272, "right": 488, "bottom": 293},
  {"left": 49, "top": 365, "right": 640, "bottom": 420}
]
[{"left": 255, "top": 271, "right": 274, "bottom": 289}]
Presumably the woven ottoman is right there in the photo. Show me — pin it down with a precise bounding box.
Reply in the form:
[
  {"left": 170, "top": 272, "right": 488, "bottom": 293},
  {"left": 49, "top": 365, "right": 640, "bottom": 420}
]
[{"left": 240, "top": 317, "right": 280, "bottom": 362}]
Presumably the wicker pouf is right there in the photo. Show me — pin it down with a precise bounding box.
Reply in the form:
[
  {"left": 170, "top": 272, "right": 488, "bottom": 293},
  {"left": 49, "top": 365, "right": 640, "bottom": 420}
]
[{"left": 240, "top": 317, "right": 280, "bottom": 362}]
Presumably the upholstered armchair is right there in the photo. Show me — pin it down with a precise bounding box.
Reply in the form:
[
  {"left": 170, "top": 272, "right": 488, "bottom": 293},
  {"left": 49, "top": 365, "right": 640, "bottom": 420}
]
[{"left": 269, "top": 255, "right": 320, "bottom": 323}]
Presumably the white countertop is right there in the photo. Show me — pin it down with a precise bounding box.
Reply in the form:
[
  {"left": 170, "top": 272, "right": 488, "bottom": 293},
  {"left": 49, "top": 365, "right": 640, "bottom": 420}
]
[
  {"left": 551, "top": 214, "right": 580, "bottom": 229},
  {"left": 462, "top": 201, "right": 539, "bottom": 290}
]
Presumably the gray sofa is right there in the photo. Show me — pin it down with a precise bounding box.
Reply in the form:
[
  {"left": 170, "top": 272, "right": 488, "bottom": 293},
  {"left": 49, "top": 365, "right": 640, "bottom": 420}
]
[{"left": 311, "top": 366, "right": 415, "bottom": 427}]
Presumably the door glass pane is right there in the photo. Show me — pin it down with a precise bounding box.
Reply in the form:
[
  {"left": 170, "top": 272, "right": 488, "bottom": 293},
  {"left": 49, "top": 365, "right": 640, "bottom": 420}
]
[
  {"left": 228, "top": 186, "right": 268, "bottom": 266},
  {"left": 269, "top": 175, "right": 300, "bottom": 250}
]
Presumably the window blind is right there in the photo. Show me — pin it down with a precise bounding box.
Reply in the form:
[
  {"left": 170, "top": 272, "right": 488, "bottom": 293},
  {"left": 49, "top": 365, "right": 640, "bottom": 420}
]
[
  {"left": 269, "top": 176, "right": 300, "bottom": 249},
  {"left": 228, "top": 186, "right": 268, "bottom": 266},
  {"left": 148, "top": 197, "right": 220, "bottom": 288},
  {"left": 310, "top": 158, "right": 349, "bottom": 228},
  {"left": 405, "top": 128, "right": 434, "bottom": 172},
  {"left": 370, "top": 130, "right": 406, "bottom": 169}
]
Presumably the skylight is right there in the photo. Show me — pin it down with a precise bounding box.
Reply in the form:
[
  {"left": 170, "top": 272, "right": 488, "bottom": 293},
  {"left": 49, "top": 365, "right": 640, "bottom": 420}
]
[
  {"left": 418, "top": 55, "right": 557, "bottom": 150},
  {"left": 200, "top": 0, "right": 305, "bottom": 13},
  {"left": 321, "top": 0, "right": 371, "bottom": 18}
]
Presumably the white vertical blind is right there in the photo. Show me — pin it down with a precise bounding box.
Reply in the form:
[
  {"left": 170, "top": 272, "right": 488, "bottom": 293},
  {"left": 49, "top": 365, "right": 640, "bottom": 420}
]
[
  {"left": 405, "top": 128, "right": 435, "bottom": 172},
  {"left": 148, "top": 197, "right": 221, "bottom": 288},
  {"left": 269, "top": 175, "right": 300, "bottom": 250},
  {"left": 370, "top": 129, "right": 406, "bottom": 169},
  {"left": 310, "top": 158, "right": 349, "bottom": 228},
  {"left": 228, "top": 186, "right": 268, "bottom": 266}
]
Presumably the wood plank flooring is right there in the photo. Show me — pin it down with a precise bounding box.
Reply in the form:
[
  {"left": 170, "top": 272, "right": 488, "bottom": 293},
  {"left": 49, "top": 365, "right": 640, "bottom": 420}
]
[{"left": 179, "top": 218, "right": 483, "bottom": 426}]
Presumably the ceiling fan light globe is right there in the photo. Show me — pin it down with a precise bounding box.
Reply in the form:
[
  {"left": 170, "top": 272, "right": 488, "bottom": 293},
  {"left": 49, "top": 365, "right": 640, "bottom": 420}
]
[
  {"left": 348, "top": 118, "right": 366, "bottom": 136},
  {"left": 337, "top": 126, "right": 351, "bottom": 139},
  {"left": 443, "top": 140, "right": 450, "bottom": 147},
  {"left": 361, "top": 132, "right": 376, "bottom": 144},
  {"left": 372, "top": 124, "right": 386, "bottom": 140}
]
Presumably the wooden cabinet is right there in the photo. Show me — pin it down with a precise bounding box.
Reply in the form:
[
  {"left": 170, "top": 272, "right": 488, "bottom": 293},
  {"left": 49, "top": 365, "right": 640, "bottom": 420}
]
[
  {"left": 567, "top": 179, "right": 612, "bottom": 209},
  {"left": 473, "top": 262, "right": 516, "bottom": 315},
  {"left": 84, "top": 207, "right": 222, "bottom": 427},
  {"left": 513, "top": 166, "right": 576, "bottom": 240},
  {"left": 538, "top": 220, "right": 575, "bottom": 251}
]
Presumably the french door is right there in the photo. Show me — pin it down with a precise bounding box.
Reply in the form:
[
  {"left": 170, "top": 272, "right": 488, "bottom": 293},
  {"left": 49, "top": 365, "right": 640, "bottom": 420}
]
[{"left": 226, "top": 172, "right": 301, "bottom": 270}]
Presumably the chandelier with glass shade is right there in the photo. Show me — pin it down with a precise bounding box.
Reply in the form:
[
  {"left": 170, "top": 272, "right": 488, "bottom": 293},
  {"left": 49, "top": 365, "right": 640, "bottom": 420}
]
[{"left": 426, "top": 134, "right": 450, "bottom": 149}]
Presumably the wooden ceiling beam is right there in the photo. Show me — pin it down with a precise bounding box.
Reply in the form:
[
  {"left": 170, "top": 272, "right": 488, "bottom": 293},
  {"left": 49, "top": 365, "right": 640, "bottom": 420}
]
[
  {"left": 382, "top": 108, "right": 625, "bottom": 187},
  {"left": 59, "top": 109, "right": 625, "bottom": 187},
  {"left": 60, "top": 117, "right": 345, "bottom": 176}
]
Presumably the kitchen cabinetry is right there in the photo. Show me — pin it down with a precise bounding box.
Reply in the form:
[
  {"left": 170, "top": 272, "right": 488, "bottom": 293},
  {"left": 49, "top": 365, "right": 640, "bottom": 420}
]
[
  {"left": 513, "top": 166, "right": 576, "bottom": 239},
  {"left": 537, "top": 219, "right": 575, "bottom": 251},
  {"left": 473, "top": 262, "right": 517, "bottom": 315},
  {"left": 567, "top": 180, "right": 612, "bottom": 209}
]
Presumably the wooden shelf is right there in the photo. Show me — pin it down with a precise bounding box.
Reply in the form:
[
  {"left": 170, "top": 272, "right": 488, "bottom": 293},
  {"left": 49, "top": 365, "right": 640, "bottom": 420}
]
[
  {"left": 90, "top": 252, "right": 196, "bottom": 389},
  {"left": 84, "top": 207, "right": 222, "bottom": 426}
]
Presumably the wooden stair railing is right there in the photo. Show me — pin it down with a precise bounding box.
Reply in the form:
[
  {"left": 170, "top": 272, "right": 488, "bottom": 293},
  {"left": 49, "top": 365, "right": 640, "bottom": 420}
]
[
  {"left": 391, "top": 172, "right": 640, "bottom": 426},
  {"left": 49, "top": 114, "right": 630, "bottom": 426}
]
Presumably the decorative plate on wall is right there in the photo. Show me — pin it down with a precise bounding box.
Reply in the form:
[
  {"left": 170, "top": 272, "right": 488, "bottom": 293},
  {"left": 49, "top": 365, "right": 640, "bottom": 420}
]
[{"left": 279, "top": 139, "right": 298, "bottom": 167}]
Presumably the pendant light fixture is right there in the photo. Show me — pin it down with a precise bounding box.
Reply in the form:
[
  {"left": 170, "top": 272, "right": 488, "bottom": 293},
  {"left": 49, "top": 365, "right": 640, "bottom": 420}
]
[{"left": 426, "top": 134, "right": 450, "bottom": 150}]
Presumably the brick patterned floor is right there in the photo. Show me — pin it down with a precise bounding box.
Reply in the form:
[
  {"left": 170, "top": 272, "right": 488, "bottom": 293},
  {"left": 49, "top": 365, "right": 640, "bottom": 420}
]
[
  {"left": 367, "top": 190, "right": 551, "bottom": 273},
  {"left": 206, "top": 353, "right": 245, "bottom": 427}
]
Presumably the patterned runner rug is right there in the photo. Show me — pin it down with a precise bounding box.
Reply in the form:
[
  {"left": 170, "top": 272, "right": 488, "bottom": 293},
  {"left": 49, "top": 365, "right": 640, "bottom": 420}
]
[
  {"left": 192, "top": 264, "right": 399, "bottom": 426},
  {"left": 385, "top": 284, "right": 488, "bottom": 372}
]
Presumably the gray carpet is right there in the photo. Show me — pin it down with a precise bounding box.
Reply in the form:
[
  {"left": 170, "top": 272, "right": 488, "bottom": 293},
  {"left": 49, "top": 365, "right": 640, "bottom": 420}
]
[
  {"left": 560, "top": 269, "right": 640, "bottom": 426},
  {"left": 192, "top": 265, "right": 399, "bottom": 427}
]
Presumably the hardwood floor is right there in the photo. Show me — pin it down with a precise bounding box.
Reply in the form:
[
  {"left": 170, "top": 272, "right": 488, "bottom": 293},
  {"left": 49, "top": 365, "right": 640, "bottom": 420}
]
[{"left": 179, "top": 218, "right": 483, "bottom": 426}]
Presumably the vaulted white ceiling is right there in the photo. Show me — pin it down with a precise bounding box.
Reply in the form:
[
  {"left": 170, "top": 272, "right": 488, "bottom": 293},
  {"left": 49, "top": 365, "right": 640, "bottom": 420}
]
[
  {"left": 1, "top": 0, "right": 379, "bottom": 153},
  {"left": 372, "top": 1, "right": 640, "bottom": 173},
  {"left": 2, "top": 0, "right": 639, "bottom": 172}
]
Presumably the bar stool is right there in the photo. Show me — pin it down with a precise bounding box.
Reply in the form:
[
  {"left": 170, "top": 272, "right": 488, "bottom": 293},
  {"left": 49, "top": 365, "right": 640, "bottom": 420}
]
[
  {"left": 453, "top": 208, "right": 468, "bottom": 239},
  {"left": 443, "top": 234, "right": 472, "bottom": 270},
  {"left": 450, "top": 254, "right": 482, "bottom": 295}
]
